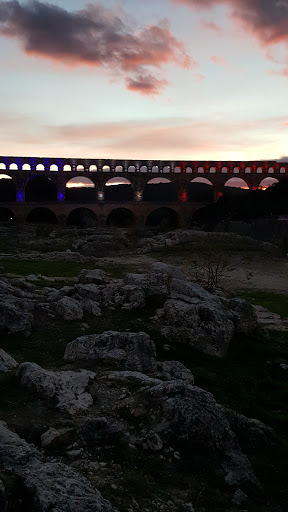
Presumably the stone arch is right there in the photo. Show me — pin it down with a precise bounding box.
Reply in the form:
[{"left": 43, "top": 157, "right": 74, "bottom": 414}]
[
  {"left": 268, "top": 167, "right": 275, "bottom": 174},
  {"left": 64, "top": 164, "right": 72, "bottom": 171},
  {"left": 188, "top": 177, "right": 213, "bottom": 203},
  {"left": 280, "top": 166, "right": 287, "bottom": 174},
  {"left": 186, "top": 167, "right": 192, "bottom": 173},
  {"left": 152, "top": 165, "right": 159, "bottom": 173},
  {"left": 163, "top": 166, "right": 171, "bottom": 173},
  {"left": 36, "top": 163, "right": 45, "bottom": 171},
  {"left": 25, "top": 176, "right": 57, "bottom": 202},
  {"left": 174, "top": 166, "right": 181, "bottom": 173},
  {"left": 245, "top": 167, "right": 252, "bottom": 173},
  {"left": 106, "top": 208, "right": 135, "bottom": 228},
  {"left": 76, "top": 164, "right": 85, "bottom": 172},
  {"left": 221, "top": 167, "right": 229, "bottom": 173},
  {"left": 9, "top": 163, "right": 18, "bottom": 171},
  {"left": 210, "top": 167, "right": 217, "bottom": 173},
  {"left": 50, "top": 164, "right": 58, "bottom": 171},
  {"left": 65, "top": 177, "right": 96, "bottom": 202},
  {"left": 143, "top": 178, "right": 177, "bottom": 202},
  {"left": 259, "top": 177, "right": 279, "bottom": 189},
  {"left": 89, "top": 164, "right": 97, "bottom": 172},
  {"left": 66, "top": 208, "right": 98, "bottom": 228},
  {"left": 0, "top": 174, "right": 16, "bottom": 202},
  {"left": 224, "top": 177, "right": 249, "bottom": 188},
  {"left": 128, "top": 165, "right": 136, "bottom": 172},
  {"left": 104, "top": 177, "right": 133, "bottom": 202},
  {"left": 102, "top": 165, "right": 110, "bottom": 172},
  {"left": 26, "top": 207, "right": 58, "bottom": 224},
  {"left": 115, "top": 165, "right": 123, "bottom": 172},
  {"left": 233, "top": 166, "right": 240, "bottom": 174},
  {"left": 256, "top": 166, "right": 263, "bottom": 174},
  {"left": 22, "top": 163, "right": 31, "bottom": 171},
  {"left": 140, "top": 165, "right": 148, "bottom": 173},
  {"left": 145, "top": 207, "right": 178, "bottom": 230},
  {"left": 0, "top": 207, "right": 15, "bottom": 222},
  {"left": 0, "top": 163, "right": 6, "bottom": 170},
  {"left": 197, "top": 167, "right": 205, "bottom": 173}
]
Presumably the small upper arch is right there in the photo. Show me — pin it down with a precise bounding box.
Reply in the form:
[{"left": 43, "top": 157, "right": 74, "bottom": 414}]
[
  {"left": 9, "top": 163, "right": 18, "bottom": 170},
  {"left": 22, "top": 163, "right": 31, "bottom": 171}
]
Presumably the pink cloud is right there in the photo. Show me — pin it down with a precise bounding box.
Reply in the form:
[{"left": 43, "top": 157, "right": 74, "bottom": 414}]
[
  {"left": 172, "top": 0, "right": 288, "bottom": 71},
  {"left": 210, "top": 55, "right": 229, "bottom": 66},
  {"left": 0, "top": 1, "right": 192, "bottom": 96},
  {"left": 202, "top": 21, "right": 223, "bottom": 34}
]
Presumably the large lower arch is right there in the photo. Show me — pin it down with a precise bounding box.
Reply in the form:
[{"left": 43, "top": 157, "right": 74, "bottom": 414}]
[
  {"left": 224, "top": 177, "right": 249, "bottom": 189},
  {"left": 27, "top": 208, "right": 58, "bottom": 224},
  {"left": 143, "top": 178, "right": 178, "bottom": 202},
  {"left": 259, "top": 177, "right": 279, "bottom": 189},
  {"left": 187, "top": 178, "right": 213, "bottom": 203},
  {"left": 104, "top": 178, "right": 133, "bottom": 202},
  {"left": 0, "top": 175, "right": 16, "bottom": 202},
  {"left": 25, "top": 176, "right": 57, "bottom": 202},
  {"left": 0, "top": 207, "right": 15, "bottom": 222},
  {"left": 65, "top": 177, "right": 96, "bottom": 202},
  {"left": 106, "top": 208, "right": 135, "bottom": 228},
  {"left": 145, "top": 207, "right": 178, "bottom": 230},
  {"left": 66, "top": 208, "right": 98, "bottom": 228}
]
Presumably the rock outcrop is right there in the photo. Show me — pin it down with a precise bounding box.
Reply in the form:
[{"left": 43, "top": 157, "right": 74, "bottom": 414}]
[
  {"left": 0, "top": 349, "right": 18, "bottom": 373},
  {"left": 16, "top": 362, "right": 95, "bottom": 415}
]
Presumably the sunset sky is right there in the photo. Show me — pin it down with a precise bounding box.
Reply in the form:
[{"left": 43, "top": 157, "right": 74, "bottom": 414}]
[{"left": 0, "top": 0, "right": 288, "bottom": 161}]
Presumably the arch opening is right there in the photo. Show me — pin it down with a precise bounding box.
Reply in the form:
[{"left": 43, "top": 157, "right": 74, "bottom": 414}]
[
  {"left": 65, "top": 177, "right": 96, "bottom": 202},
  {"left": 223, "top": 177, "right": 249, "bottom": 199},
  {"left": 36, "top": 164, "right": 45, "bottom": 171},
  {"left": 27, "top": 207, "right": 58, "bottom": 224},
  {"left": 22, "top": 163, "right": 31, "bottom": 171},
  {"left": 115, "top": 165, "right": 123, "bottom": 172},
  {"left": 25, "top": 176, "right": 57, "bottom": 202},
  {"left": 76, "top": 164, "right": 85, "bottom": 172},
  {"left": 107, "top": 208, "right": 135, "bottom": 228},
  {"left": 50, "top": 164, "right": 58, "bottom": 171},
  {"left": 0, "top": 207, "right": 15, "bottom": 222},
  {"left": 145, "top": 207, "right": 178, "bottom": 230},
  {"left": 143, "top": 178, "right": 177, "bottom": 202},
  {"left": 63, "top": 164, "right": 72, "bottom": 172},
  {"left": 67, "top": 208, "right": 98, "bottom": 228},
  {"left": 0, "top": 175, "right": 16, "bottom": 202},
  {"left": 187, "top": 177, "right": 213, "bottom": 203},
  {"left": 0, "top": 163, "right": 6, "bottom": 170},
  {"left": 259, "top": 177, "right": 279, "bottom": 190},
  {"left": 89, "top": 164, "right": 97, "bottom": 172},
  {"left": 104, "top": 177, "right": 133, "bottom": 202}
]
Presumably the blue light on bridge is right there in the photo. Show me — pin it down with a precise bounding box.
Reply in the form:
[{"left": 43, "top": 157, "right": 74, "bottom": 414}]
[
  {"left": 58, "top": 192, "right": 65, "bottom": 201},
  {"left": 17, "top": 191, "right": 24, "bottom": 202}
]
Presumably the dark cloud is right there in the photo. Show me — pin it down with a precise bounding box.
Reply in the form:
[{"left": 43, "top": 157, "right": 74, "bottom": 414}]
[
  {"left": 173, "top": 0, "right": 288, "bottom": 49},
  {"left": 0, "top": 1, "right": 191, "bottom": 95}
]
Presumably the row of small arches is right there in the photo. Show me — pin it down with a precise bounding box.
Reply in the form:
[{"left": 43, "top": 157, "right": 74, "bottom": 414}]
[{"left": 1, "top": 162, "right": 287, "bottom": 175}]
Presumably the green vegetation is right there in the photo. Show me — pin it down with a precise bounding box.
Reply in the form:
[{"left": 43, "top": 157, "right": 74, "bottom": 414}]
[{"left": 237, "top": 289, "right": 288, "bottom": 318}]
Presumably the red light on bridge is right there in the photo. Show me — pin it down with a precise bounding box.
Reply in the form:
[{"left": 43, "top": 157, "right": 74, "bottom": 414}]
[{"left": 181, "top": 190, "right": 187, "bottom": 202}]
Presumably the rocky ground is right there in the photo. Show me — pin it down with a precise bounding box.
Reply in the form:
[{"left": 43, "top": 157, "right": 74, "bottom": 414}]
[{"left": 0, "top": 227, "right": 287, "bottom": 512}]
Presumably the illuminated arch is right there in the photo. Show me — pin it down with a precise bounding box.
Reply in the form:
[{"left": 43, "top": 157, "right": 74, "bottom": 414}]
[
  {"left": 9, "top": 163, "right": 18, "bottom": 170},
  {"left": 115, "top": 165, "right": 123, "bottom": 172},
  {"left": 221, "top": 167, "right": 229, "bottom": 173},
  {"left": 186, "top": 167, "right": 192, "bottom": 173},
  {"left": 66, "top": 208, "right": 98, "bottom": 227},
  {"left": 22, "top": 163, "right": 31, "bottom": 171},
  {"left": 27, "top": 207, "right": 58, "bottom": 224},
  {"left": 50, "top": 164, "right": 58, "bottom": 171},
  {"left": 63, "top": 164, "right": 72, "bottom": 171},
  {"left": 152, "top": 165, "right": 159, "bottom": 173},
  {"left": 188, "top": 178, "right": 213, "bottom": 203},
  {"left": 0, "top": 163, "right": 6, "bottom": 170},
  {"left": 191, "top": 177, "right": 213, "bottom": 186},
  {"left": 36, "top": 164, "right": 45, "bottom": 171},
  {"left": 259, "top": 177, "right": 279, "bottom": 189},
  {"left": 145, "top": 207, "right": 178, "bottom": 229},
  {"left": 102, "top": 165, "right": 110, "bottom": 172},
  {"left": 163, "top": 166, "right": 171, "bottom": 173},
  {"left": 25, "top": 176, "right": 57, "bottom": 202},
  {"left": 65, "top": 177, "right": 95, "bottom": 202},
  {"left": 76, "top": 164, "right": 85, "bottom": 171},
  {"left": 140, "top": 165, "right": 148, "bottom": 172},
  {"left": 106, "top": 208, "right": 135, "bottom": 228},
  {"left": 143, "top": 178, "right": 177, "bottom": 202},
  {"left": 89, "top": 164, "right": 97, "bottom": 172},
  {"left": 198, "top": 167, "right": 205, "bottom": 173},
  {"left": 104, "top": 177, "right": 133, "bottom": 202},
  {"left": 128, "top": 165, "right": 136, "bottom": 172},
  {"left": 224, "top": 178, "right": 249, "bottom": 189},
  {"left": 0, "top": 175, "right": 16, "bottom": 202},
  {"left": 174, "top": 166, "right": 181, "bottom": 173},
  {"left": 210, "top": 167, "right": 217, "bottom": 173}
]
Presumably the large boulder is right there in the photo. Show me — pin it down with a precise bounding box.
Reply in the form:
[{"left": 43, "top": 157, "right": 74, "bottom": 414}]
[
  {"left": 0, "top": 349, "right": 18, "bottom": 373},
  {"left": 16, "top": 362, "right": 95, "bottom": 415},
  {"left": 141, "top": 381, "right": 261, "bottom": 492},
  {"left": 160, "top": 299, "right": 234, "bottom": 358},
  {"left": 0, "top": 421, "right": 40, "bottom": 470},
  {"left": 227, "top": 298, "right": 258, "bottom": 334},
  {"left": 0, "top": 296, "right": 34, "bottom": 335},
  {"left": 102, "top": 281, "right": 145, "bottom": 310},
  {"left": 18, "top": 461, "right": 119, "bottom": 512},
  {"left": 57, "top": 296, "right": 83, "bottom": 321},
  {"left": 64, "top": 331, "right": 157, "bottom": 373}
]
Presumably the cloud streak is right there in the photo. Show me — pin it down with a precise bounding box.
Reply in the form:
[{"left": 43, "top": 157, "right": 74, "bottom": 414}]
[
  {"left": 172, "top": 0, "right": 288, "bottom": 69},
  {"left": 0, "top": 0, "right": 191, "bottom": 95}
]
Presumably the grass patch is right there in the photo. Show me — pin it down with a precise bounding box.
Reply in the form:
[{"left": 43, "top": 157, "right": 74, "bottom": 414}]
[
  {"left": 237, "top": 289, "right": 288, "bottom": 318},
  {"left": 0, "top": 258, "right": 142, "bottom": 279}
]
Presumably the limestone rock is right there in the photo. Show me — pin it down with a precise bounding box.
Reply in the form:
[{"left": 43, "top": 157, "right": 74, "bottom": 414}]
[
  {"left": 18, "top": 461, "right": 119, "bottom": 512},
  {"left": 0, "top": 479, "right": 6, "bottom": 512},
  {"left": 0, "top": 296, "right": 34, "bottom": 334},
  {"left": 157, "top": 360, "right": 194, "bottom": 384},
  {"left": 102, "top": 282, "right": 145, "bottom": 310},
  {"left": 79, "top": 417, "right": 122, "bottom": 446},
  {"left": 57, "top": 296, "right": 83, "bottom": 321},
  {"left": 40, "top": 427, "right": 72, "bottom": 448},
  {"left": 16, "top": 362, "right": 95, "bottom": 415},
  {"left": 161, "top": 299, "right": 234, "bottom": 358},
  {"left": 0, "top": 421, "right": 40, "bottom": 470},
  {"left": 64, "top": 331, "right": 157, "bottom": 373},
  {"left": 78, "top": 269, "right": 107, "bottom": 285},
  {"left": 0, "top": 349, "right": 18, "bottom": 373},
  {"left": 228, "top": 298, "right": 258, "bottom": 335}
]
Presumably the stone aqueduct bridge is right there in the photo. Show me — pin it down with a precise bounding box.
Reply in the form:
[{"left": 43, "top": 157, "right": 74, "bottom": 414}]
[{"left": 0, "top": 156, "right": 287, "bottom": 227}]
